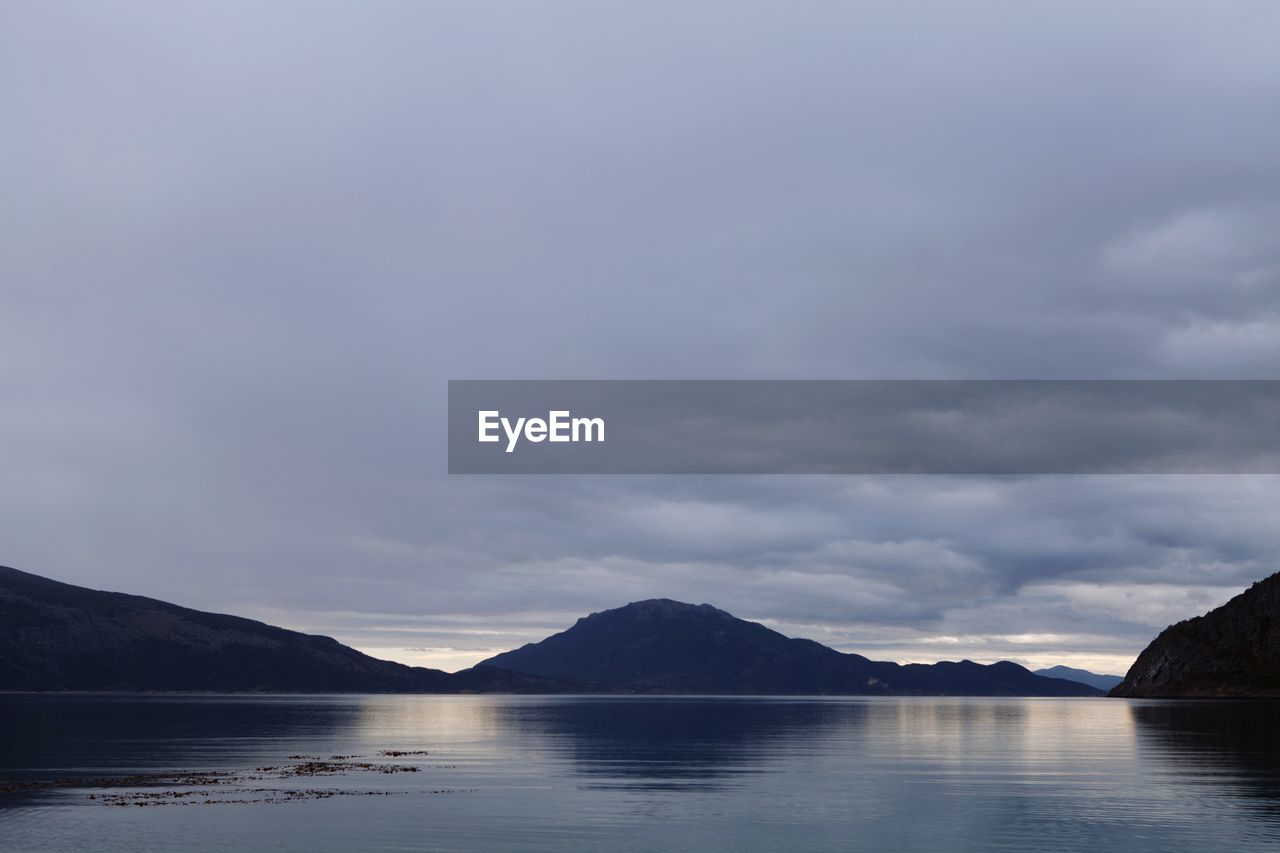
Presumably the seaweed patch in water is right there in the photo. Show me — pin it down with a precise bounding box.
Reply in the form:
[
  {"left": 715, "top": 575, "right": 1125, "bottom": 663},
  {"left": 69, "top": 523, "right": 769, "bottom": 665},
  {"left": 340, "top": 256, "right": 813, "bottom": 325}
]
[{"left": 0, "top": 753, "right": 467, "bottom": 807}]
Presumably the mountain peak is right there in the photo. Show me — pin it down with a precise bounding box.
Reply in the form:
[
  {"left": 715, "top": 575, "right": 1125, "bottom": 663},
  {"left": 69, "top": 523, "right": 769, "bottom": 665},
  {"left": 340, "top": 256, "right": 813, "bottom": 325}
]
[
  {"left": 584, "top": 599, "right": 733, "bottom": 623},
  {"left": 1, "top": 564, "right": 1100, "bottom": 696},
  {"left": 482, "top": 598, "right": 1098, "bottom": 696}
]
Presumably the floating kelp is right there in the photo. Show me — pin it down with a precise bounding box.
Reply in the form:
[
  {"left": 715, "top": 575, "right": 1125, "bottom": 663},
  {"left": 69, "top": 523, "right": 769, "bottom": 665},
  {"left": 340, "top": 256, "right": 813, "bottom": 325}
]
[{"left": 0, "top": 753, "right": 467, "bottom": 807}]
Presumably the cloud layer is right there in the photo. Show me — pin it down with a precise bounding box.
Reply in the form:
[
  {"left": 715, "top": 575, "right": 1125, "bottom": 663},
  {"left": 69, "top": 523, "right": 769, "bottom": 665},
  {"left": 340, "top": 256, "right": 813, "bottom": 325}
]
[{"left": 3, "top": 1, "right": 1279, "bottom": 673}]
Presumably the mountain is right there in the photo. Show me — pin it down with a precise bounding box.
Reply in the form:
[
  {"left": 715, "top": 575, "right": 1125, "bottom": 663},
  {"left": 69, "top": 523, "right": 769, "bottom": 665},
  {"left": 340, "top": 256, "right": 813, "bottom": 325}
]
[
  {"left": 0, "top": 564, "right": 568, "bottom": 693},
  {"left": 1111, "top": 572, "right": 1280, "bottom": 698},
  {"left": 1034, "top": 666, "right": 1124, "bottom": 692},
  {"left": 0, "top": 566, "right": 1103, "bottom": 696},
  {"left": 481, "top": 599, "right": 1100, "bottom": 696}
]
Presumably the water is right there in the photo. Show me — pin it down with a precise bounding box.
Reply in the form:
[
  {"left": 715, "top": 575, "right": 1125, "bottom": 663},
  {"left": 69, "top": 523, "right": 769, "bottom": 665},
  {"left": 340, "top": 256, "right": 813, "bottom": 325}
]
[{"left": 2, "top": 695, "right": 1279, "bottom": 851}]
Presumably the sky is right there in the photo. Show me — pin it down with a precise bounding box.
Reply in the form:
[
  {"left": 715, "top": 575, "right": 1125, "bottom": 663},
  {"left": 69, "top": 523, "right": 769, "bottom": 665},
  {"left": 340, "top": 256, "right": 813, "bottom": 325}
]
[{"left": 3, "top": 1, "right": 1279, "bottom": 676}]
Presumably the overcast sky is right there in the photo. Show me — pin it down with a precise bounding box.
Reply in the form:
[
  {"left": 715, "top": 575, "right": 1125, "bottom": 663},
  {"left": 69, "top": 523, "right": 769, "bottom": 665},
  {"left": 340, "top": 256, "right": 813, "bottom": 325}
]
[{"left": 3, "top": 1, "right": 1279, "bottom": 675}]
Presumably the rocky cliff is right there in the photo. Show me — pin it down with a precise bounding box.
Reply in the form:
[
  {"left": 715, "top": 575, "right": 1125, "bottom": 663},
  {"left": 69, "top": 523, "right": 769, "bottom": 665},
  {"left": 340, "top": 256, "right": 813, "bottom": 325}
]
[{"left": 1111, "top": 572, "right": 1280, "bottom": 698}]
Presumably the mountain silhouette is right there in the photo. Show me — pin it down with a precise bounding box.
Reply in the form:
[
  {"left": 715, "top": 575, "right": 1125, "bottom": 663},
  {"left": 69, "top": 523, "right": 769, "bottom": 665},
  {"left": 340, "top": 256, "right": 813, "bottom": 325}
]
[
  {"left": 481, "top": 599, "right": 1100, "bottom": 696},
  {"left": 1112, "top": 571, "right": 1280, "bottom": 697},
  {"left": 1, "top": 567, "right": 1101, "bottom": 695},
  {"left": 0, "top": 564, "right": 567, "bottom": 693}
]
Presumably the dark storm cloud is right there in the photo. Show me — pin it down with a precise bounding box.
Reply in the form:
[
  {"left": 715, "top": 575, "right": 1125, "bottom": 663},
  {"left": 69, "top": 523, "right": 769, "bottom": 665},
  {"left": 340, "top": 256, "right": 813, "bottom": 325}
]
[{"left": 2, "top": 1, "right": 1279, "bottom": 671}]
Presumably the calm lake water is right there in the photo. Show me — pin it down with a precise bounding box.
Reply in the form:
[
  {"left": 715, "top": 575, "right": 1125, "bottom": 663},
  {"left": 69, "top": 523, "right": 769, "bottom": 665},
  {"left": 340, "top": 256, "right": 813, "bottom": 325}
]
[{"left": 2, "top": 694, "right": 1280, "bottom": 851}]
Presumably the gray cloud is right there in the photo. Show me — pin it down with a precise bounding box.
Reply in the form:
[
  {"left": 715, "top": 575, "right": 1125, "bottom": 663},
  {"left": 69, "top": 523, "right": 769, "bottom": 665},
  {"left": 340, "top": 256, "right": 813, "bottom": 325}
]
[{"left": 3, "top": 1, "right": 1280, "bottom": 673}]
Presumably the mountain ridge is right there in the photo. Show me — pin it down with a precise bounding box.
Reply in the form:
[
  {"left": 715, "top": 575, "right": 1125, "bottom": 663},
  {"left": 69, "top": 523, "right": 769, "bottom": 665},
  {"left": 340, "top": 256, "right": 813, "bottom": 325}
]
[
  {"left": 1033, "top": 666, "right": 1124, "bottom": 692},
  {"left": 1111, "top": 571, "right": 1280, "bottom": 698},
  {"left": 1, "top": 567, "right": 1100, "bottom": 696},
  {"left": 482, "top": 598, "right": 1100, "bottom": 696},
  {"left": 0, "top": 564, "right": 567, "bottom": 693}
]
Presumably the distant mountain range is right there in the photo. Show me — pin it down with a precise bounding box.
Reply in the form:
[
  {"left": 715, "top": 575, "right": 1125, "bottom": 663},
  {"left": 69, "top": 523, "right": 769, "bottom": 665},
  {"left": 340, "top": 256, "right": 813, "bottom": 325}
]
[
  {"left": 0, "top": 565, "right": 1099, "bottom": 695},
  {"left": 19, "top": 560, "right": 1280, "bottom": 699},
  {"left": 1033, "top": 666, "right": 1124, "bottom": 692},
  {"left": 1111, "top": 571, "right": 1280, "bottom": 698},
  {"left": 481, "top": 599, "right": 1098, "bottom": 696}
]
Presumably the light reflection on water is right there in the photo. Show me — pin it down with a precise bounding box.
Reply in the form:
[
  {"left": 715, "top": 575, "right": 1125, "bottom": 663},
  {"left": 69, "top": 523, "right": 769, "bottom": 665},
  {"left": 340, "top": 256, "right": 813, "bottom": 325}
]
[{"left": 2, "top": 695, "right": 1279, "bottom": 851}]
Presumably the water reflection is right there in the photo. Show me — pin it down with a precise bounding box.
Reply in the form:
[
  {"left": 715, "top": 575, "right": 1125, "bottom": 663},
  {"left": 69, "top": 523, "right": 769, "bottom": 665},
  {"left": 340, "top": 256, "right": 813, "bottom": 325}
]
[
  {"left": 5, "top": 696, "right": 1280, "bottom": 851},
  {"left": 492, "top": 698, "right": 870, "bottom": 790},
  {"left": 0, "top": 694, "right": 361, "bottom": 785},
  {"left": 1130, "top": 700, "right": 1280, "bottom": 815}
]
